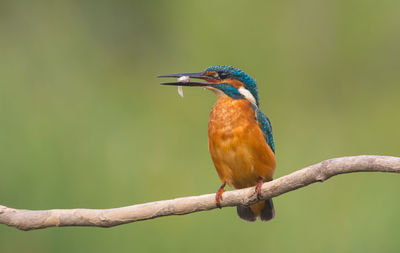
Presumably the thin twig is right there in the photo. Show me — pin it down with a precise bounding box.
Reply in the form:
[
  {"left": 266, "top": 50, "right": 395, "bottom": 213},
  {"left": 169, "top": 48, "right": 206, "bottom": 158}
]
[{"left": 1, "top": 155, "right": 399, "bottom": 231}]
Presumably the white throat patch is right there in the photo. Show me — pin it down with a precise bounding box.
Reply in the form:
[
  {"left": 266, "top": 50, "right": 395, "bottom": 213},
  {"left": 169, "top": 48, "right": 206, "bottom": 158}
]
[
  {"left": 205, "top": 86, "right": 227, "bottom": 98},
  {"left": 238, "top": 87, "right": 257, "bottom": 106}
]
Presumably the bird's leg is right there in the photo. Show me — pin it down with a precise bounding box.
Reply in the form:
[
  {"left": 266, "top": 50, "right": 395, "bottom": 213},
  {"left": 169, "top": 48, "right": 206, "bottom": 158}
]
[
  {"left": 215, "top": 182, "right": 226, "bottom": 208},
  {"left": 255, "top": 178, "right": 264, "bottom": 199}
]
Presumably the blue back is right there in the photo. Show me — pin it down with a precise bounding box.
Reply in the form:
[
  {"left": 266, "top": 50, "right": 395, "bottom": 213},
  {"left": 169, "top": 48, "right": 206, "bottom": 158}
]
[{"left": 251, "top": 104, "right": 275, "bottom": 153}]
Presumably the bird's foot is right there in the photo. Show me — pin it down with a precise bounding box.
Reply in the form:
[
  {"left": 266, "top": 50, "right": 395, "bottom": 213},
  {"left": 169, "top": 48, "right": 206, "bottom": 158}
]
[
  {"left": 255, "top": 179, "right": 264, "bottom": 200},
  {"left": 215, "top": 182, "right": 226, "bottom": 209}
]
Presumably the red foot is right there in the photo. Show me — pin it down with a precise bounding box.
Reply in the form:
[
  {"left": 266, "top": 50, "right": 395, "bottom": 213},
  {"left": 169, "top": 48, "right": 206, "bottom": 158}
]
[
  {"left": 255, "top": 179, "right": 264, "bottom": 199},
  {"left": 215, "top": 182, "right": 226, "bottom": 208}
]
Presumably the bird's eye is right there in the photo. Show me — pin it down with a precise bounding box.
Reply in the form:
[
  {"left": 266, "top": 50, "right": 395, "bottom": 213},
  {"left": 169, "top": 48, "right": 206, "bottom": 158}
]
[{"left": 219, "top": 72, "right": 228, "bottom": 79}]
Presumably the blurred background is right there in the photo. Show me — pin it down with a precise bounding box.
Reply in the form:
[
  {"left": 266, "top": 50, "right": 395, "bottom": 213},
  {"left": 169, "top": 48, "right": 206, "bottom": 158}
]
[{"left": 0, "top": 0, "right": 399, "bottom": 252}]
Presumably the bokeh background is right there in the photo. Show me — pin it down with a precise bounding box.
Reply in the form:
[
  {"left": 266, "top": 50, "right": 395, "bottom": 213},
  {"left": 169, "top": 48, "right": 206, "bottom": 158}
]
[{"left": 1, "top": 0, "right": 399, "bottom": 252}]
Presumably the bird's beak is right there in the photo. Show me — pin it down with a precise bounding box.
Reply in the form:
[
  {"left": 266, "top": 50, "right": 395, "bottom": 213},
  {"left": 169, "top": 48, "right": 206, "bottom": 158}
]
[{"left": 158, "top": 71, "right": 215, "bottom": 87}]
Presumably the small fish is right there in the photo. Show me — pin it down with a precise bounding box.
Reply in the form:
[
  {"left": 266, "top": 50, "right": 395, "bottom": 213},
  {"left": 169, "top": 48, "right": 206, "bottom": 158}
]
[{"left": 177, "top": 76, "right": 190, "bottom": 98}]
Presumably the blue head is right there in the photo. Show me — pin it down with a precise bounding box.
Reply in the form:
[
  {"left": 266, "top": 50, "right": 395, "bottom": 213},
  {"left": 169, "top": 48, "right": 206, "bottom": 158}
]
[
  {"left": 159, "top": 65, "right": 260, "bottom": 106},
  {"left": 204, "top": 66, "right": 259, "bottom": 105}
]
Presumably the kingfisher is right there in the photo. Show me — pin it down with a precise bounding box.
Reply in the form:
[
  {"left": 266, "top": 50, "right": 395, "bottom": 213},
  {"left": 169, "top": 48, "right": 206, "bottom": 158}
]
[{"left": 159, "top": 66, "right": 276, "bottom": 222}]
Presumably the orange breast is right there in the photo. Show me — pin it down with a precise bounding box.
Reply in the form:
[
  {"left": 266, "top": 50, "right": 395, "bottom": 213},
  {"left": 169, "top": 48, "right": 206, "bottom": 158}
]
[{"left": 208, "top": 97, "right": 276, "bottom": 189}]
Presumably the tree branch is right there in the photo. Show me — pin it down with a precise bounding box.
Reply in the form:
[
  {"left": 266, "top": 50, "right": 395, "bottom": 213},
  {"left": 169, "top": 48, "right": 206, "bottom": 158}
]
[{"left": 1, "top": 155, "right": 399, "bottom": 231}]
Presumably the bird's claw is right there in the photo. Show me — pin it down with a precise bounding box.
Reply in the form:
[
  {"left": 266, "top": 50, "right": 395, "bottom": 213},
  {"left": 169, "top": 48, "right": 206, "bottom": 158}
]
[
  {"left": 255, "top": 180, "right": 263, "bottom": 200},
  {"left": 215, "top": 182, "right": 226, "bottom": 209},
  {"left": 215, "top": 190, "right": 225, "bottom": 208}
]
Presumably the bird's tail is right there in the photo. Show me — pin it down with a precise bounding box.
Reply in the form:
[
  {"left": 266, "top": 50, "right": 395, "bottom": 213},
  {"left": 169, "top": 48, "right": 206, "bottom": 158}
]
[{"left": 236, "top": 199, "right": 275, "bottom": 222}]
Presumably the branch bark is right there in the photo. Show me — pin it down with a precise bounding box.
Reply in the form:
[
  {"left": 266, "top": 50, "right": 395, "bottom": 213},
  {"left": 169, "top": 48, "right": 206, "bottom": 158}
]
[{"left": 1, "top": 155, "right": 399, "bottom": 231}]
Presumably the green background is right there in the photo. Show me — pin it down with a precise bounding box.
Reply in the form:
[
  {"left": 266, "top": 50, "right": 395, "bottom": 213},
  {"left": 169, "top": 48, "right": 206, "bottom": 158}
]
[{"left": 1, "top": 0, "right": 399, "bottom": 252}]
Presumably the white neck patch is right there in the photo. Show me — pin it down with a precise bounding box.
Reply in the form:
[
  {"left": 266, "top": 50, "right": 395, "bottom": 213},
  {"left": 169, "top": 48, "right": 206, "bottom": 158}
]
[{"left": 238, "top": 87, "right": 257, "bottom": 106}]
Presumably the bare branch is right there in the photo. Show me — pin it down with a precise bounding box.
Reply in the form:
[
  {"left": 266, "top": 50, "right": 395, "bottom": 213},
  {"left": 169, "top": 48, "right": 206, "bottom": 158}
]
[{"left": 1, "top": 155, "right": 399, "bottom": 231}]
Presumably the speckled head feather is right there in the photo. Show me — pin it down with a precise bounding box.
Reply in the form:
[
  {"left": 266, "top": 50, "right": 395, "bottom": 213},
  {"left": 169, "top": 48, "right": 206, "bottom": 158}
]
[{"left": 205, "top": 65, "right": 259, "bottom": 105}]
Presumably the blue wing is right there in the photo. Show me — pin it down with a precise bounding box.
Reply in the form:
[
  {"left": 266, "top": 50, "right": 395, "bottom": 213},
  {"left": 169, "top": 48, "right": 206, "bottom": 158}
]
[{"left": 255, "top": 107, "right": 275, "bottom": 153}]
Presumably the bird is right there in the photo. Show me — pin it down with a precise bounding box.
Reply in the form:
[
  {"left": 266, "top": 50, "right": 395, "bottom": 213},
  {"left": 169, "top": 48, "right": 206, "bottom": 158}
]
[{"left": 158, "top": 65, "right": 276, "bottom": 222}]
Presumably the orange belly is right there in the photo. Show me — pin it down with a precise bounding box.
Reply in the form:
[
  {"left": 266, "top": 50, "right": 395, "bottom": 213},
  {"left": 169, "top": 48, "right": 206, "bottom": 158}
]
[{"left": 208, "top": 97, "right": 276, "bottom": 189}]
